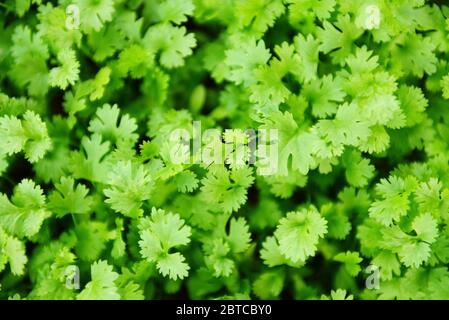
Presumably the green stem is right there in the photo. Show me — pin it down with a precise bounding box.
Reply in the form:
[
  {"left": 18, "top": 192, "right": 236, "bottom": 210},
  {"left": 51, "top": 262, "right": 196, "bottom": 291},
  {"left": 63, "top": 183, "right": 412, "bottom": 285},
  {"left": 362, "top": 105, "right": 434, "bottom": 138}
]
[{"left": 71, "top": 214, "right": 78, "bottom": 227}]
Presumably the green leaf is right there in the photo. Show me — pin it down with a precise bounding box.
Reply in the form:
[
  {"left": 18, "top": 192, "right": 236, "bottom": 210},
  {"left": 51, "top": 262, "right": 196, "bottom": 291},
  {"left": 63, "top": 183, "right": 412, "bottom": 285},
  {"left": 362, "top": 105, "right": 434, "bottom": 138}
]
[
  {"left": 48, "top": 176, "right": 94, "bottom": 218},
  {"left": 0, "top": 179, "right": 50, "bottom": 238},
  {"left": 260, "top": 111, "right": 320, "bottom": 175},
  {"left": 369, "top": 176, "right": 417, "bottom": 226},
  {"left": 156, "top": 0, "right": 195, "bottom": 25},
  {"left": 173, "top": 171, "right": 199, "bottom": 193},
  {"left": 0, "top": 111, "right": 52, "bottom": 163},
  {"left": 37, "top": 4, "right": 82, "bottom": 50},
  {"left": 104, "top": 161, "right": 154, "bottom": 218},
  {"left": 412, "top": 212, "right": 438, "bottom": 244},
  {"left": 88, "top": 104, "right": 138, "bottom": 145},
  {"left": 78, "top": 260, "right": 120, "bottom": 300},
  {"left": 249, "top": 43, "right": 300, "bottom": 110},
  {"left": 372, "top": 251, "right": 401, "bottom": 281},
  {"left": 316, "top": 102, "right": 371, "bottom": 150},
  {"left": 390, "top": 33, "right": 437, "bottom": 77},
  {"left": 138, "top": 207, "right": 191, "bottom": 280},
  {"left": 334, "top": 251, "right": 363, "bottom": 276},
  {"left": 74, "top": 221, "right": 111, "bottom": 261},
  {"left": 260, "top": 236, "right": 288, "bottom": 267},
  {"left": 74, "top": 0, "right": 115, "bottom": 32},
  {"left": 295, "top": 34, "right": 320, "bottom": 82},
  {"left": 0, "top": 227, "right": 27, "bottom": 275},
  {"left": 9, "top": 26, "right": 49, "bottom": 96},
  {"left": 143, "top": 24, "right": 196, "bottom": 68},
  {"left": 156, "top": 252, "right": 189, "bottom": 281},
  {"left": 116, "top": 45, "right": 154, "bottom": 78},
  {"left": 69, "top": 134, "right": 111, "bottom": 182},
  {"left": 302, "top": 74, "right": 345, "bottom": 118},
  {"left": 274, "top": 206, "right": 327, "bottom": 263},
  {"left": 235, "top": 0, "right": 285, "bottom": 36},
  {"left": 201, "top": 166, "right": 254, "bottom": 213},
  {"left": 49, "top": 48, "right": 80, "bottom": 90},
  {"left": 320, "top": 203, "right": 351, "bottom": 240},
  {"left": 287, "top": 0, "right": 336, "bottom": 22},
  {"left": 117, "top": 280, "right": 144, "bottom": 300},
  {"left": 13, "top": 0, "right": 32, "bottom": 17},
  {"left": 321, "top": 289, "right": 353, "bottom": 300},
  {"left": 253, "top": 269, "right": 285, "bottom": 299},
  {"left": 441, "top": 74, "right": 449, "bottom": 99},
  {"left": 0, "top": 115, "right": 27, "bottom": 156},
  {"left": 227, "top": 217, "right": 251, "bottom": 254},
  {"left": 204, "top": 238, "right": 234, "bottom": 277},
  {"left": 342, "top": 150, "right": 375, "bottom": 187},
  {"left": 317, "top": 15, "right": 363, "bottom": 64},
  {"left": 224, "top": 38, "right": 271, "bottom": 86}
]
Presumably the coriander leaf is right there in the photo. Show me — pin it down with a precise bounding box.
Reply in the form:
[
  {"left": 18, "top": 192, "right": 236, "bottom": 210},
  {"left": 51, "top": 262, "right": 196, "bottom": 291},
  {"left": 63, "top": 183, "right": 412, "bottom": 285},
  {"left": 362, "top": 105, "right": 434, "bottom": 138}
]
[
  {"left": 0, "top": 227, "right": 27, "bottom": 275},
  {"left": 48, "top": 48, "right": 80, "bottom": 90},
  {"left": 88, "top": 104, "right": 138, "bottom": 145},
  {"left": 78, "top": 260, "right": 120, "bottom": 300},
  {"left": 227, "top": 217, "right": 251, "bottom": 254},
  {"left": 48, "top": 177, "right": 93, "bottom": 218},
  {"left": 74, "top": 0, "right": 115, "bottom": 32},
  {"left": 104, "top": 161, "right": 154, "bottom": 218},
  {"left": 0, "top": 111, "right": 52, "bottom": 163},
  {"left": 274, "top": 206, "right": 327, "bottom": 263},
  {"left": 138, "top": 208, "right": 191, "bottom": 280},
  {"left": 156, "top": 0, "right": 195, "bottom": 25},
  {"left": 0, "top": 179, "right": 50, "bottom": 239},
  {"left": 143, "top": 24, "right": 196, "bottom": 68},
  {"left": 200, "top": 166, "right": 254, "bottom": 213},
  {"left": 334, "top": 251, "right": 363, "bottom": 276}
]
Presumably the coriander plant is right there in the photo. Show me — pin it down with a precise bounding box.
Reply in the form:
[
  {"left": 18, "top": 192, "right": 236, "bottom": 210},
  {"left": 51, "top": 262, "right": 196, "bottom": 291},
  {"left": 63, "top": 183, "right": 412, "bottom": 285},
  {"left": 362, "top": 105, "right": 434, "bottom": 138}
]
[{"left": 1, "top": 0, "right": 449, "bottom": 300}]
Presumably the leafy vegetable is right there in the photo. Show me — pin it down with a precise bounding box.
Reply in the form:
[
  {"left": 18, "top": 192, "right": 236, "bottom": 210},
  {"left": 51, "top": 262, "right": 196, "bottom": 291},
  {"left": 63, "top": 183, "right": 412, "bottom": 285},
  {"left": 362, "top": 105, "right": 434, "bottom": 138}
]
[{"left": 1, "top": 0, "right": 449, "bottom": 301}]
